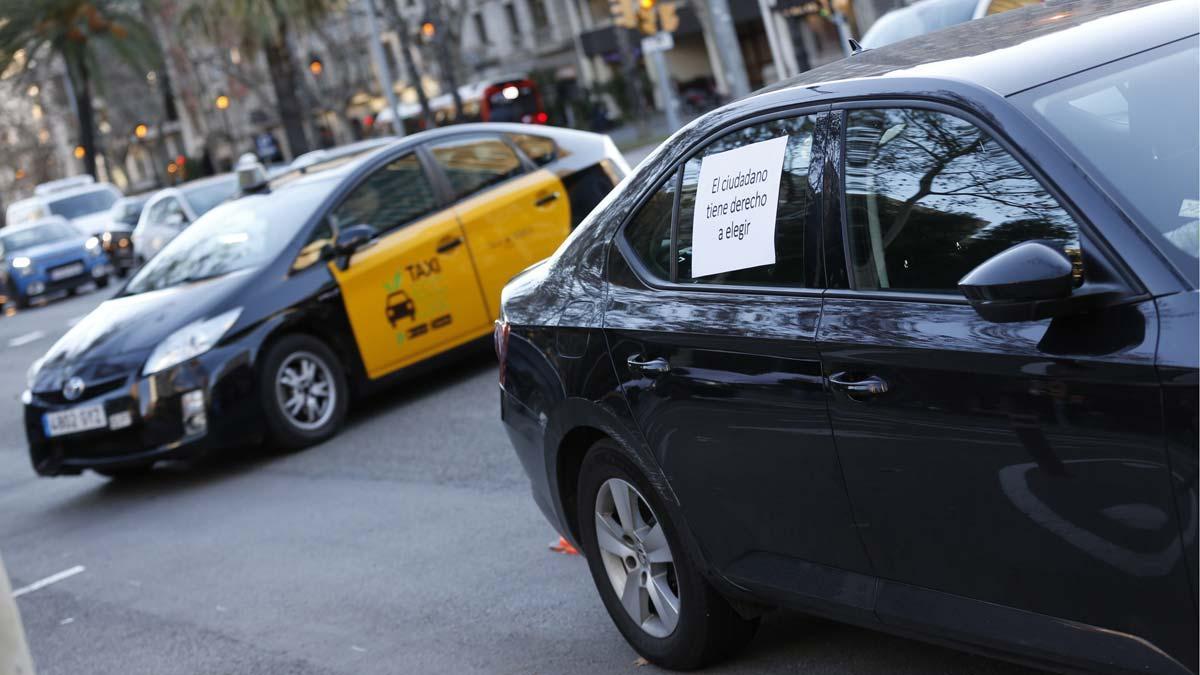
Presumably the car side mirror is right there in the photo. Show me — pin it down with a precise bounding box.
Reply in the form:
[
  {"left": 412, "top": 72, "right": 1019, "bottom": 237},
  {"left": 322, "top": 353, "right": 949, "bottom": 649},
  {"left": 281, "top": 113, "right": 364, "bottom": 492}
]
[
  {"left": 332, "top": 223, "right": 377, "bottom": 270},
  {"left": 958, "top": 241, "right": 1074, "bottom": 323}
]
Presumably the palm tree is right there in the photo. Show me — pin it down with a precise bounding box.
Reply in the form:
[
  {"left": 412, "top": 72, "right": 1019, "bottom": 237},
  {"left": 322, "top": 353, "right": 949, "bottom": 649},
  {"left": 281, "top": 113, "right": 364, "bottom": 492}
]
[
  {"left": 0, "top": 0, "right": 158, "bottom": 178},
  {"left": 185, "top": 0, "right": 346, "bottom": 160}
]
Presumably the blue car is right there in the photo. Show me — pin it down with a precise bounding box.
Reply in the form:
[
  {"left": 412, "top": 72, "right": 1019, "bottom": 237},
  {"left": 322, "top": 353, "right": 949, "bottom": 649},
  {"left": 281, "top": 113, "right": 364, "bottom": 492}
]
[{"left": 0, "top": 217, "right": 111, "bottom": 309}]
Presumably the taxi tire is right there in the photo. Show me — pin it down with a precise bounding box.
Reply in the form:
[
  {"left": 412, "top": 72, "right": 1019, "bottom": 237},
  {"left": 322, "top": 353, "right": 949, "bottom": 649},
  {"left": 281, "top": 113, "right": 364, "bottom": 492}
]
[
  {"left": 259, "top": 334, "right": 347, "bottom": 451},
  {"left": 577, "top": 439, "right": 758, "bottom": 670}
]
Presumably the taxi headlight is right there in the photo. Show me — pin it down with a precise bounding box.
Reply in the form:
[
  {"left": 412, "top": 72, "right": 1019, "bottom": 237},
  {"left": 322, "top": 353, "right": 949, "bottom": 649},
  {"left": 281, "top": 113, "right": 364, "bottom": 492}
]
[{"left": 142, "top": 308, "right": 242, "bottom": 376}]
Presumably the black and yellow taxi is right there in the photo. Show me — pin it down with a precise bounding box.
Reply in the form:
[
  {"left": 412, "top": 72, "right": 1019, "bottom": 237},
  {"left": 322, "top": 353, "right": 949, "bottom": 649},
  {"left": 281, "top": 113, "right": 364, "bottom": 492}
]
[{"left": 23, "top": 123, "right": 628, "bottom": 477}]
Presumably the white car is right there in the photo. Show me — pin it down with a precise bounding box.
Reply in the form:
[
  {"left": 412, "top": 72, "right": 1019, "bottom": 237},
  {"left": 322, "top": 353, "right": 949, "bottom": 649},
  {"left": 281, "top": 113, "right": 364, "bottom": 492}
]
[
  {"left": 131, "top": 174, "right": 238, "bottom": 262},
  {"left": 5, "top": 175, "right": 123, "bottom": 237}
]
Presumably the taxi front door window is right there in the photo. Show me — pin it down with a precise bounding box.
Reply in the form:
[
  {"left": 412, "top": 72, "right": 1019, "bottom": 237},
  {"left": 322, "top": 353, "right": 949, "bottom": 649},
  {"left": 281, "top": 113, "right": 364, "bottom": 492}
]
[{"left": 331, "top": 153, "right": 437, "bottom": 234}]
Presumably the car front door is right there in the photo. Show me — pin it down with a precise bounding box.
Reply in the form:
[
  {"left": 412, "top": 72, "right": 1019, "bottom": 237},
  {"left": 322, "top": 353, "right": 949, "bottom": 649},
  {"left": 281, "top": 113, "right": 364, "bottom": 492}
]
[
  {"left": 819, "top": 104, "right": 1195, "bottom": 664},
  {"left": 604, "top": 112, "right": 877, "bottom": 613},
  {"left": 424, "top": 133, "right": 571, "bottom": 319},
  {"left": 327, "top": 152, "right": 490, "bottom": 379}
]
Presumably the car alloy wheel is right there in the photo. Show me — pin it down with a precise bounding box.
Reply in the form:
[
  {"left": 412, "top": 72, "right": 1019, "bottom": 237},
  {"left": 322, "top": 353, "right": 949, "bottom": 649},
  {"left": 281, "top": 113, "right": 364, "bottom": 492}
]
[
  {"left": 594, "top": 477, "right": 681, "bottom": 638},
  {"left": 274, "top": 351, "right": 337, "bottom": 432}
]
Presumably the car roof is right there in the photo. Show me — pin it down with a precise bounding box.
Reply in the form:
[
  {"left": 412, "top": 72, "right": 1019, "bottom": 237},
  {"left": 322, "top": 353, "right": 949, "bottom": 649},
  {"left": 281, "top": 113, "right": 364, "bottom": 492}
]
[
  {"left": 3, "top": 216, "right": 71, "bottom": 234},
  {"left": 268, "top": 123, "right": 608, "bottom": 188},
  {"left": 760, "top": 0, "right": 1194, "bottom": 98}
]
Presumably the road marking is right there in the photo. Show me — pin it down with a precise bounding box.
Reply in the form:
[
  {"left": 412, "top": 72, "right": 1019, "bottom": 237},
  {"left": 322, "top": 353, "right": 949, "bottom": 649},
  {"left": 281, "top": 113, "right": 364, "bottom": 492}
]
[
  {"left": 7, "top": 330, "right": 45, "bottom": 348},
  {"left": 12, "top": 565, "right": 85, "bottom": 598}
]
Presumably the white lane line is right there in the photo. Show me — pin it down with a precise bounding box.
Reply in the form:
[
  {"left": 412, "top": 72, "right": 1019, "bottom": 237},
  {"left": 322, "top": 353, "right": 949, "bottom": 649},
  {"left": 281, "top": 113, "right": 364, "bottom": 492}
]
[
  {"left": 7, "top": 330, "right": 45, "bottom": 348},
  {"left": 12, "top": 565, "right": 86, "bottom": 599}
]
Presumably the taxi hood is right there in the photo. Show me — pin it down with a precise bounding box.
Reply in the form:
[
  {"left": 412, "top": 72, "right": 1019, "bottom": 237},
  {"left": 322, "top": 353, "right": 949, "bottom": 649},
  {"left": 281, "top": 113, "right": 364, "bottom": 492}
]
[{"left": 36, "top": 270, "right": 251, "bottom": 371}]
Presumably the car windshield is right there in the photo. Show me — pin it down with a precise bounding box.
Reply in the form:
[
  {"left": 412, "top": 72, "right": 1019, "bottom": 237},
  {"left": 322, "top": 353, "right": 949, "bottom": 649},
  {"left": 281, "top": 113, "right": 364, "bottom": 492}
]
[
  {"left": 182, "top": 176, "right": 238, "bottom": 216},
  {"left": 46, "top": 188, "right": 118, "bottom": 220},
  {"left": 0, "top": 221, "right": 80, "bottom": 253},
  {"left": 124, "top": 176, "right": 338, "bottom": 294},
  {"left": 111, "top": 198, "right": 148, "bottom": 226},
  {"left": 1017, "top": 36, "right": 1199, "bottom": 283},
  {"left": 859, "top": 0, "right": 977, "bottom": 48}
]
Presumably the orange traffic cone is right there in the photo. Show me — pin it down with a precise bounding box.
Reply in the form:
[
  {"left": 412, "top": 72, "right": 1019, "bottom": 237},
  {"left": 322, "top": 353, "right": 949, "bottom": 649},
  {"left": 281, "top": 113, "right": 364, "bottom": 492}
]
[{"left": 549, "top": 535, "right": 579, "bottom": 555}]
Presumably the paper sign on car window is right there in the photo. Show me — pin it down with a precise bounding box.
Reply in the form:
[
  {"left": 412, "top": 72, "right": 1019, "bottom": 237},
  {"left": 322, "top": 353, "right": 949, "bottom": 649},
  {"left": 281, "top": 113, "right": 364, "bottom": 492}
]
[{"left": 691, "top": 135, "right": 789, "bottom": 279}]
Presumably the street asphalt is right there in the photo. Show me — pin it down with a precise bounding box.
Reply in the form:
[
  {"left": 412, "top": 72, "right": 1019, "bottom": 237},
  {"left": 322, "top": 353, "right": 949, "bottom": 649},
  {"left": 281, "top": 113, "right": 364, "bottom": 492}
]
[{"left": 0, "top": 213, "right": 1042, "bottom": 675}]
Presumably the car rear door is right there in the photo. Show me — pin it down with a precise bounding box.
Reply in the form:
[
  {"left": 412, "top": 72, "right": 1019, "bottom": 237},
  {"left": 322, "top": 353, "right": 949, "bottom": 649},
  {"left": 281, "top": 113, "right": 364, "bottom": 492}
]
[
  {"left": 604, "top": 111, "right": 878, "bottom": 614},
  {"left": 819, "top": 103, "right": 1195, "bottom": 666},
  {"left": 326, "top": 151, "right": 490, "bottom": 379},
  {"left": 423, "top": 133, "right": 570, "bottom": 319}
]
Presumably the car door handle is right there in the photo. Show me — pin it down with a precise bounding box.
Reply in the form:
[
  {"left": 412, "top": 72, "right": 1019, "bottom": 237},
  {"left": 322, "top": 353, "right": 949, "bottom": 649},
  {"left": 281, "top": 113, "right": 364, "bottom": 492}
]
[
  {"left": 627, "top": 354, "right": 670, "bottom": 377},
  {"left": 828, "top": 372, "right": 889, "bottom": 396},
  {"left": 436, "top": 236, "right": 464, "bottom": 254},
  {"left": 534, "top": 192, "right": 560, "bottom": 207}
]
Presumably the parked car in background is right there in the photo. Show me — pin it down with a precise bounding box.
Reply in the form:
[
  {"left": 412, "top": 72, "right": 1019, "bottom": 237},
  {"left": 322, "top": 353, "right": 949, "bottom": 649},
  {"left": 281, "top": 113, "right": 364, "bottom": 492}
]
[
  {"left": 0, "top": 216, "right": 110, "bottom": 309},
  {"left": 101, "top": 194, "right": 150, "bottom": 276},
  {"left": 496, "top": 1, "right": 1197, "bottom": 672},
  {"left": 24, "top": 123, "right": 628, "bottom": 479},
  {"left": 132, "top": 174, "right": 239, "bottom": 262},
  {"left": 4, "top": 175, "right": 123, "bottom": 236},
  {"left": 859, "top": 0, "right": 1039, "bottom": 48}
]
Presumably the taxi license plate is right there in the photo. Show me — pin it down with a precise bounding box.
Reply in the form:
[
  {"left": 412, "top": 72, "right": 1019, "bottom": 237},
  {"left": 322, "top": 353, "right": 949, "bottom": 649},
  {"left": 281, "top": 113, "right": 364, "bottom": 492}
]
[
  {"left": 50, "top": 263, "right": 84, "bottom": 281},
  {"left": 43, "top": 404, "right": 107, "bottom": 437}
]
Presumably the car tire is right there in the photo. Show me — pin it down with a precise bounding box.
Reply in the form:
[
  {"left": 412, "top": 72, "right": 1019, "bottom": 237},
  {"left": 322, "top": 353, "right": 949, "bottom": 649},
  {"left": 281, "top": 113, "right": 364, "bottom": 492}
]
[
  {"left": 96, "top": 275, "right": 110, "bottom": 289},
  {"left": 577, "top": 439, "right": 757, "bottom": 670},
  {"left": 94, "top": 464, "right": 154, "bottom": 479},
  {"left": 259, "top": 334, "right": 348, "bottom": 451}
]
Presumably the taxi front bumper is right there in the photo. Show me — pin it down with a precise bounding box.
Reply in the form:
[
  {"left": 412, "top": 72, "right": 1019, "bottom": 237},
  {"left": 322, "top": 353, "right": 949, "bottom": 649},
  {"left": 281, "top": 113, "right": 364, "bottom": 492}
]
[{"left": 24, "top": 337, "right": 263, "bottom": 476}]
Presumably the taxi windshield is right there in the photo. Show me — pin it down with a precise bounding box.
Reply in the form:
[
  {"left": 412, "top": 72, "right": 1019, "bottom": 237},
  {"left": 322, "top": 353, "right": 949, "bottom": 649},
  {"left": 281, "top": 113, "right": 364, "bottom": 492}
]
[{"left": 125, "top": 177, "right": 338, "bottom": 295}]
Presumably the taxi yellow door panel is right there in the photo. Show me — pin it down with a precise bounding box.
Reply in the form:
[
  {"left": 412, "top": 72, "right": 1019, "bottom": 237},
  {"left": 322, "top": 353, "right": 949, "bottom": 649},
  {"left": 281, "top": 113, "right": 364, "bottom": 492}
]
[
  {"left": 425, "top": 134, "right": 571, "bottom": 319},
  {"left": 325, "top": 154, "right": 491, "bottom": 379},
  {"left": 452, "top": 170, "right": 569, "bottom": 317},
  {"left": 331, "top": 212, "right": 490, "bottom": 379}
]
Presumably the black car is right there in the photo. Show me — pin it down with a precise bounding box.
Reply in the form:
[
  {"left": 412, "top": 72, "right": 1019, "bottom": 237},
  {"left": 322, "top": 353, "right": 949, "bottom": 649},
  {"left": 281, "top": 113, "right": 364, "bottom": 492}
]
[{"left": 496, "top": 1, "right": 1198, "bottom": 672}]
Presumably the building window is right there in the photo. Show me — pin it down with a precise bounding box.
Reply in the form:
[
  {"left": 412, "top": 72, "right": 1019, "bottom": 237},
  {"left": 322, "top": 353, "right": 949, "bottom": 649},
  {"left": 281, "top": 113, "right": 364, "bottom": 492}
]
[
  {"left": 473, "top": 11, "right": 489, "bottom": 44},
  {"left": 505, "top": 2, "right": 521, "bottom": 35},
  {"left": 531, "top": 0, "right": 550, "bottom": 30}
]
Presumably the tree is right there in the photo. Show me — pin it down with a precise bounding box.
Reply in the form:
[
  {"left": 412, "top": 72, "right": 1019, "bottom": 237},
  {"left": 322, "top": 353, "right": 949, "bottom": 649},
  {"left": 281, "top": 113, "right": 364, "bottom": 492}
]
[
  {"left": 0, "top": 0, "right": 158, "bottom": 178},
  {"left": 184, "top": 0, "right": 347, "bottom": 159}
]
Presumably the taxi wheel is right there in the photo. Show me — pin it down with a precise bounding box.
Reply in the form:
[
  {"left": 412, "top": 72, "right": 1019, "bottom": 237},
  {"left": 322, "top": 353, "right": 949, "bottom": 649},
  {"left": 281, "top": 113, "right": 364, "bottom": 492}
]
[
  {"left": 260, "top": 334, "right": 347, "bottom": 451},
  {"left": 577, "top": 439, "right": 758, "bottom": 670}
]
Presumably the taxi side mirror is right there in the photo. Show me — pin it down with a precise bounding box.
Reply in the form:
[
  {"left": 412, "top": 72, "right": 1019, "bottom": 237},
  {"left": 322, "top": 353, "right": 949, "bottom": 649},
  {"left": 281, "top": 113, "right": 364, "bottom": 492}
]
[{"left": 333, "top": 223, "right": 377, "bottom": 271}]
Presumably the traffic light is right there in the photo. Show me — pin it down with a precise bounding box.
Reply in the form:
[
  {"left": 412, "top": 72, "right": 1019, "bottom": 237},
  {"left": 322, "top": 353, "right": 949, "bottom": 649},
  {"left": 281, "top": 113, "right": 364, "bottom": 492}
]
[
  {"left": 609, "top": 0, "right": 637, "bottom": 29},
  {"left": 308, "top": 56, "right": 323, "bottom": 76},
  {"left": 638, "top": 0, "right": 656, "bottom": 34},
  {"left": 421, "top": 21, "right": 436, "bottom": 39},
  {"left": 134, "top": 123, "right": 148, "bottom": 139}
]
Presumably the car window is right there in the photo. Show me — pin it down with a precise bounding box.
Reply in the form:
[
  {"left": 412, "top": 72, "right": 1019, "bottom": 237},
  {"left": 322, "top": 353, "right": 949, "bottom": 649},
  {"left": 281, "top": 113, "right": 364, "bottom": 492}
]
[
  {"left": 623, "top": 116, "right": 818, "bottom": 288},
  {"left": 126, "top": 177, "right": 339, "bottom": 294},
  {"left": 184, "top": 178, "right": 238, "bottom": 216},
  {"left": 426, "top": 134, "right": 524, "bottom": 199},
  {"left": 623, "top": 170, "right": 678, "bottom": 280},
  {"left": 1016, "top": 36, "right": 1198, "bottom": 282},
  {"left": 46, "top": 188, "right": 118, "bottom": 220},
  {"left": 330, "top": 153, "right": 437, "bottom": 235},
  {"left": 155, "top": 198, "right": 187, "bottom": 228},
  {"left": 509, "top": 133, "right": 558, "bottom": 166},
  {"left": 843, "top": 108, "right": 1082, "bottom": 294}
]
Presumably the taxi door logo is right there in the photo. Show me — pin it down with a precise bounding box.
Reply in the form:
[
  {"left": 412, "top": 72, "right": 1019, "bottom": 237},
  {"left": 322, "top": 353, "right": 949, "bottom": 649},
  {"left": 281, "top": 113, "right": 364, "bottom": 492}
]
[{"left": 383, "top": 257, "right": 453, "bottom": 345}]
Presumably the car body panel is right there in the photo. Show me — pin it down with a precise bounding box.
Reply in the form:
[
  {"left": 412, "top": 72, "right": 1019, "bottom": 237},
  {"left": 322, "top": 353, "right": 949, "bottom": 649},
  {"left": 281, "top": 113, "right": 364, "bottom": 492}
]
[
  {"left": 330, "top": 207, "right": 490, "bottom": 379},
  {"left": 496, "top": 2, "right": 1199, "bottom": 672}
]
